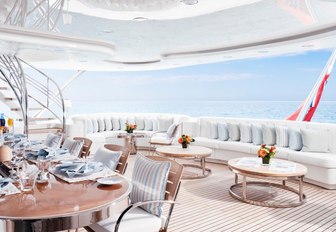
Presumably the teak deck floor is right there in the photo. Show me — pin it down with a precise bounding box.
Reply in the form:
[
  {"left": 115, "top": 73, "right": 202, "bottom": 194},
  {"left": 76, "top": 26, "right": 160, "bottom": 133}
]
[{"left": 78, "top": 154, "right": 336, "bottom": 232}]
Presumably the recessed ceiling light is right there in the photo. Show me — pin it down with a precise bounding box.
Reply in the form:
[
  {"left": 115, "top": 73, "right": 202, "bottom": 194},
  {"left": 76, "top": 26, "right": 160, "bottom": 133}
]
[
  {"left": 133, "top": 17, "right": 149, "bottom": 21},
  {"left": 181, "top": 0, "right": 198, "bottom": 5},
  {"left": 302, "top": 44, "right": 314, "bottom": 48},
  {"left": 102, "top": 30, "right": 114, "bottom": 33}
]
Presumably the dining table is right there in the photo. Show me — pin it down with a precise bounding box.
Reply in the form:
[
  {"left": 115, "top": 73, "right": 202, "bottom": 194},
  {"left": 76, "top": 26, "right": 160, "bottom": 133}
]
[{"left": 0, "top": 144, "right": 132, "bottom": 232}]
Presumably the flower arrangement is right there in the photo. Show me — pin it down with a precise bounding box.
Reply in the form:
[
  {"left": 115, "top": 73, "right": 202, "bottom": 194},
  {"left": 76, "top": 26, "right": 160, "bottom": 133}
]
[
  {"left": 125, "top": 123, "right": 137, "bottom": 133},
  {"left": 178, "top": 134, "right": 195, "bottom": 149},
  {"left": 258, "top": 144, "right": 276, "bottom": 164}
]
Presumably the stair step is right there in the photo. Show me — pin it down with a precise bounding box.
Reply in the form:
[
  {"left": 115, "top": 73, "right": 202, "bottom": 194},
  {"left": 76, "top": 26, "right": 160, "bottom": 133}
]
[
  {"left": 4, "top": 97, "right": 14, "bottom": 101},
  {"left": 28, "top": 127, "right": 63, "bottom": 134},
  {"left": 11, "top": 107, "right": 43, "bottom": 111},
  {"left": 0, "top": 87, "right": 7, "bottom": 90}
]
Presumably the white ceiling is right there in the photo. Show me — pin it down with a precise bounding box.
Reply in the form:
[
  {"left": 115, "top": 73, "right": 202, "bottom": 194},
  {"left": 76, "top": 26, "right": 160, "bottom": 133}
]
[{"left": 0, "top": 0, "right": 336, "bottom": 71}]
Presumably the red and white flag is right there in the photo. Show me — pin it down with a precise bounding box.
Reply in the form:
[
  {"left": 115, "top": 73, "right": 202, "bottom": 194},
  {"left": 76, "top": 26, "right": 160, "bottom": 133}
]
[{"left": 287, "top": 50, "right": 336, "bottom": 121}]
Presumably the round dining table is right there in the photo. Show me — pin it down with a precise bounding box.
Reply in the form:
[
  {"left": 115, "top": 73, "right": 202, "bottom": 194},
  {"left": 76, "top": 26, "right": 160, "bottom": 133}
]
[{"left": 0, "top": 174, "right": 132, "bottom": 232}]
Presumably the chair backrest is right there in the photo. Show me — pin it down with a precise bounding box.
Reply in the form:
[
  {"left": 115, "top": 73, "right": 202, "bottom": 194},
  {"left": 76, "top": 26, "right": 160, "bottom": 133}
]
[
  {"left": 73, "top": 137, "right": 92, "bottom": 158},
  {"left": 104, "top": 144, "right": 130, "bottom": 175},
  {"left": 146, "top": 156, "right": 183, "bottom": 201}
]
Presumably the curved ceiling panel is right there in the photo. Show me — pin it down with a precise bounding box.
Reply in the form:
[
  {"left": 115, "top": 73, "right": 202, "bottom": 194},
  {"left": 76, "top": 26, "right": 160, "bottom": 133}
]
[{"left": 0, "top": 0, "right": 335, "bottom": 71}]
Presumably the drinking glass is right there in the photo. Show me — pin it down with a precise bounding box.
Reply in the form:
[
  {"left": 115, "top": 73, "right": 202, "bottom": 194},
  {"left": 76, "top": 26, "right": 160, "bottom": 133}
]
[
  {"left": 19, "top": 169, "right": 38, "bottom": 192},
  {"left": 36, "top": 157, "right": 50, "bottom": 183}
]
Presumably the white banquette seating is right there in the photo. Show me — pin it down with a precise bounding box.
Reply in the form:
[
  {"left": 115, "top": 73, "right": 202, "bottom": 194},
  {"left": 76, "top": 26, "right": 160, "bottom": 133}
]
[
  {"left": 182, "top": 117, "right": 336, "bottom": 189},
  {"left": 67, "top": 113, "right": 192, "bottom": 153}
]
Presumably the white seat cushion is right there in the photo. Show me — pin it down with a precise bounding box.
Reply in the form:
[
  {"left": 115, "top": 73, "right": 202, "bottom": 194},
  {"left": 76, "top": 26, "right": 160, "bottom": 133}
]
[
  {"left": 89, "top": 207, "right": 165, "bottom": 232},
  {"left": 217, "top": 141, "right": 252, "bottom": 153},
  {"left": 288, "top": 151, "right": 336, "bottom": 168},
  {"left": 193, "top": 137, "right": 220, "bottom": 149}
]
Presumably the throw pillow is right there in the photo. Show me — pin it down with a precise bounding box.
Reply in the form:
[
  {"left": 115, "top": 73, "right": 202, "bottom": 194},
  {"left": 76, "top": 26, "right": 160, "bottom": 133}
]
[
  {"left": 209, "top": 123, "right": 218, "bottom": 139},
  {"left": 252, "top": 124, "right": 263, "bottom": 145},
  {"left": 93, "top": 147, "right": 121, "bottom": 171},
  {"left": 44, "top": 133, "right": 63, "bottom": 149},
  {"left": 111, "top": 117, "right": 120, "bottom": 131},
  {"left": 97, "top": 118, "right": 105, "bottom": 132},
  {"left": 86, "top": 119, "right": 93, "bottom": 134},
  {"left": 92, "top": 119, "right": 99, "bottom": 133},
  {"left": 104, "top": 117, "right": 113, "bottom": 131},
  {"left": 158, "top": 117, "right": 174, "bottom": 132},
  {"left": 301, "top": 128, "right": 328, "bottom": 153},
  {"left": 276, "top": 126, "right": 289, "bottom": 147},
  {"left": 135, "top": 117, "right": 145, "bottom": 130},
  {"left": 288, "top": 128, "right": 303, "bottom": 151},
  {"left": 144, "top": 119, "right": 153, "bottom": 131},
  {"left": 227, "top": 123, "right": 240, "bottom": 141},
  {"left": 119, "top": 118, "right": 128, "bottom": 131},
  {"left": 130, "top": 154, "right": 171, "bottom": 217},
  {"left": 62, "top": 138, "right": 84, "bottom": 157},
  {"left": 240, "top": 123, "right": 252, "bottom": 143},
  {"left": 262, "top": 124, "right": 276, "bottom": 145},
  {"left": 167, "top": 123, "right": 178, "bottom": 138},
  {"left": 152, "top": 119, "right": 158, "bottom": 131},
  {"left": 218, "top": 123, "right": 229, "bottom": 141}
]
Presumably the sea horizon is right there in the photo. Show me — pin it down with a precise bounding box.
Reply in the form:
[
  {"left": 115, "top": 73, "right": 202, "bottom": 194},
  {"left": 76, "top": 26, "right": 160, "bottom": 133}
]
[{"left": 68, "top": 100, "right": 336, "bottom": 124}]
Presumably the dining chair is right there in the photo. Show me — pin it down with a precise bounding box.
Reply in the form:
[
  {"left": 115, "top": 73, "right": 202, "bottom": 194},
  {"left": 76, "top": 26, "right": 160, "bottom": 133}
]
[
  {"left": 149, "top": 123, "right": 179, "bottom": 154},
  {"left": 104, "top": 144, "right": 130, "bottom": 175},
  {"left": 73, "top": 137, "right": 92, "bottom": 158},
  {"left": 86, "top": 155, "right": 183, "bottom": 232}
]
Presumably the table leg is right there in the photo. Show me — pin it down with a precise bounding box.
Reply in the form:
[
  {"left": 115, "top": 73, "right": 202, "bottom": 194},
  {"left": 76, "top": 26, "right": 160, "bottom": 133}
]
[
  {"left": 200, "top": 158, "right": 206, "bottom": 175},
  {"left": 299, "top": 176, "right": 303, "bottom": 201},
  {"left": 235, "top": 173, "right": 238, "bottom": 184},
  {"left": 282, "top": 180, "right": 286, "bottom": 186},
  {"left": 242, "top": 175, "right": 247, "bottom": 200}
]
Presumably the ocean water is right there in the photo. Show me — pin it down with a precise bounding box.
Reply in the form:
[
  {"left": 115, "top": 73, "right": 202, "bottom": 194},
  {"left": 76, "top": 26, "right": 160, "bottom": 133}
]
[{"left": 68, "top": 100, "right": 336, "bottom": 124}]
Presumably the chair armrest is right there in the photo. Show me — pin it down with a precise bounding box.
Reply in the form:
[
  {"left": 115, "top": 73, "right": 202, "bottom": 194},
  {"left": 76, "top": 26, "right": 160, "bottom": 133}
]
[
  {"left": 149, "top": 131, "right": 168, "bottom": 140},
  {"left": 114, "top": 200, "right": 178, "bottom": 232}
]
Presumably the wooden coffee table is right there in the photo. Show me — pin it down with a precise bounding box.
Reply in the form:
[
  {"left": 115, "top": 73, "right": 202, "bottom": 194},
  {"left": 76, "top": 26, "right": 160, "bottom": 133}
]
[
  {"left": 228, "top": 157, "right": 307, "bottom": 208},
  {"left": 156, "top": 145, "right": 212, "bottom": 179}
]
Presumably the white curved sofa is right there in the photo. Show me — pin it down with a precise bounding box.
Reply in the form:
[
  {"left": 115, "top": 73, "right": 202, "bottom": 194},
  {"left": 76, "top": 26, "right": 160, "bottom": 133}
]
[
  {"left": 182, "top": 117, "right": 336, "bottom": 189},
  {"left": 67, "top": 113, "right": 192, "bottom": 153}
]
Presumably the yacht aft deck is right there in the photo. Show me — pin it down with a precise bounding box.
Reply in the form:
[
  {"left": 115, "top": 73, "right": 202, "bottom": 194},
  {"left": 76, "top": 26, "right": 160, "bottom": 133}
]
[{"left": 76, "top": 154, "right": 336, "bottom": 232}]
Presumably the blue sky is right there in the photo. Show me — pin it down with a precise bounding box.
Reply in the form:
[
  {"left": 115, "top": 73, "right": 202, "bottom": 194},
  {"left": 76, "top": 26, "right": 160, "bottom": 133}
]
[{"left": 44, "top": 49, "right": 335, "bottom": 102}]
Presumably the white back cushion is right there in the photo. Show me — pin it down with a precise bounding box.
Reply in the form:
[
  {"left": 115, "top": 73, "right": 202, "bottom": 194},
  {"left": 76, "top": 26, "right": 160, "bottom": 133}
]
[
  {"left": 135, "top": 117, "right": 145, "bottom": 130},
  {"left": 167, "top": 123, "right": 178, "bottom": 138},
  {"left": 119, "top": 118, "right": 127, "bottom": 131},
  {"left": 144, "top": 119, "right": 153, "bottom": 131},
  {"left": 227, "top": 123, "right": 240, "bottom": 141},
  {"left": 288, "top": 128, "right": 303, "bottom": 151},
  {"left": 252, "top": 124, "right": 263, "bottom": 145},
  {"left": 209, "top": 123, "right": 218, "bottom": 139},
  {"left": 276, "top": 126, "right": 289, "bottom": 147},
  {"left": 262, "top": 124, "right": 276, "bottom": 145},
  {"left": 97, "top": 118, "right": 105, "bottom": 132},
  {"left": 240, "top": 123, "right": 252, "bottom": 143},
  {"left": 104, "top": 117, "right": 113, "bottom": 131},
  {"left": 112, "top": 117, "right": 120, "bottom": 131},
  {"left": 218, "top": 123, "right": 229, "bottom": 141},
  {"left": 158, "top": 117, "right": 173, "bottom": 132},
  {"left": 301, "top": 128, "right": 328, "bottom": 153}
]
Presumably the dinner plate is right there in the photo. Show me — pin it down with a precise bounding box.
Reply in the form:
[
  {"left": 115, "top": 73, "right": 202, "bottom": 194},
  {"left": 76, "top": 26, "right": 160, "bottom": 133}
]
[{"left": 97, "top": 176, "right": 122, "bottom": 185}]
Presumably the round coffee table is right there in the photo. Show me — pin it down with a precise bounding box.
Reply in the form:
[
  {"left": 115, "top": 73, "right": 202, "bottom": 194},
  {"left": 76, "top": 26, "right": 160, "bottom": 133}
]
[
  {"left": 228, "top": 157, "right": 307, "bottom": 208},
  {"left": 156, "top": 145, "right": 212, "bottom": 179}
]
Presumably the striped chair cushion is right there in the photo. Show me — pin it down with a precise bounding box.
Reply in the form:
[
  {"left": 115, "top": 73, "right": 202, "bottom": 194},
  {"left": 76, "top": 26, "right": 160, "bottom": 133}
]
[
  {"left": 130, "top": 154, "right": 171, "bottom": 217},
  {"left": 240, "top": 123, "right": 252, "bottom": 143},
  {"left": 62, "top": 138, "right": 84, "bottom": 157},
  {"left": 276, "top": 126, "right": 289, "bottom": 147}
]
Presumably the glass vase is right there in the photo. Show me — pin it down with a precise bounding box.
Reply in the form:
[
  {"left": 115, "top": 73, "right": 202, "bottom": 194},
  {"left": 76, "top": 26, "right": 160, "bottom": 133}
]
[
  {"left": 182, "top": 143, "right": 188, "bottom": 149},
  {"left": 262, "top": 156, "right": 271, "bottom": 165}
]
